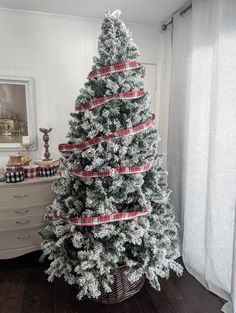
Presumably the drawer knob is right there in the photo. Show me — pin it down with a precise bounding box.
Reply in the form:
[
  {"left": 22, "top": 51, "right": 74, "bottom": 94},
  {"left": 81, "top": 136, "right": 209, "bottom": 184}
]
[
  {"left": 16, "top": 220, "right": 30, "bottom": 225},
  {"left": 14, "top": 194, "right": 28, "bottom": 199},
  {"left": 15, "top": 209, "right": 30, "bottom": 215},
  {"left": 17, "top": 235, "right": 31, "bottom": 240}
]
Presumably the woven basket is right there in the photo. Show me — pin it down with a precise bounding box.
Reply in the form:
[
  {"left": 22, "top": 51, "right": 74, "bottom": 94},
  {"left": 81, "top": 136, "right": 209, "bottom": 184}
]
[{"left": 93, "top": 265, "right": 145, "bottom": 304}]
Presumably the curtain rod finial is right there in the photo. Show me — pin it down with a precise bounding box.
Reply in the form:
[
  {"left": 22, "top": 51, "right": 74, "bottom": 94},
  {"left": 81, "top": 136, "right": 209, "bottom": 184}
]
[{"left": 161, "top": 24, "right": 167, "bottom": 31}]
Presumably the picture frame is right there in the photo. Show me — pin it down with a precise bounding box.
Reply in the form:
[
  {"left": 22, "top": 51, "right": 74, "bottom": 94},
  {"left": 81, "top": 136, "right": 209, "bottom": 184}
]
[{"left": 0, "top": 76, "right": 37, "bottom": 151}]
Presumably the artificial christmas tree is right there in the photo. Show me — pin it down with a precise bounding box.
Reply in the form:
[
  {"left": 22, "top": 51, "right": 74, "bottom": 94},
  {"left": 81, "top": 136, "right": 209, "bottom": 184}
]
[{"left": 40, "top": 9, "right": 182, "bottom": 302}]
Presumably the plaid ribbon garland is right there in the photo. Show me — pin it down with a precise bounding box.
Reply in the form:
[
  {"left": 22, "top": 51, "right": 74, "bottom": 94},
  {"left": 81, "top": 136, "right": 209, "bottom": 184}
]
[
  {"left": 55, "top": 60, "right": 153, "bottom": 226},
  {"left": 54, "top": 210, "right": 149, "bottom": 226},
  {"left": 88, "top": 60, "right": 143, "bottom": 78},
  {"left": 71, "top": 159, "right": 154, "bottom": 179},
  {"left": 59, "top": 114, "right": 155, "bottom": 153},
  {"left": 75, "top": 90, "right": 144, "bottom": 112}
]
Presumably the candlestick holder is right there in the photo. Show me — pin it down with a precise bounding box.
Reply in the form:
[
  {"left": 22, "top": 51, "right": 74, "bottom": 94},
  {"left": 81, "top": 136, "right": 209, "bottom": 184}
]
[{"left": 39, "top": 127, "right": 52, "bottom": 161}]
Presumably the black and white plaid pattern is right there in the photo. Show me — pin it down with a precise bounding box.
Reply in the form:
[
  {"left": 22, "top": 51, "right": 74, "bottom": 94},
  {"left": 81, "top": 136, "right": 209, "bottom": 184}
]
[
  {"left": 5, "top": 170, "right": 24, "bottom": 183},
  {"left": 39, "top": 167, "right": 56, "bottom": 177}
]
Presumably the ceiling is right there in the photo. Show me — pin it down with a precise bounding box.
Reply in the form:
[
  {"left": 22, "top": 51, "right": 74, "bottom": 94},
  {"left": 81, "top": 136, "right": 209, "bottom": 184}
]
[{"left": 0, "top": 0, "right": 189, "bottom": 25}]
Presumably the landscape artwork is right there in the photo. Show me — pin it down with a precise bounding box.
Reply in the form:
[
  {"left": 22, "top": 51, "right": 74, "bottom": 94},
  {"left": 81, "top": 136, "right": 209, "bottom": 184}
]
[{"left": 0, "top": 83, "right": 28, "bottom": 144}]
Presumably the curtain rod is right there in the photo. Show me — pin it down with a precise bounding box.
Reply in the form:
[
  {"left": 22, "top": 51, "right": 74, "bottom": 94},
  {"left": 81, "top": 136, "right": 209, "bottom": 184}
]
[{"left": 161, "top": 3, "right": 192, "bottom": 31}]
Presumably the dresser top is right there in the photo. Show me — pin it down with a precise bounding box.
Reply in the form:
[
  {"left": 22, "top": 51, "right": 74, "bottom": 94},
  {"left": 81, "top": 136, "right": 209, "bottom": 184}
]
[{"left": 0, "top": 174, "right": 60, "bottom": 188}]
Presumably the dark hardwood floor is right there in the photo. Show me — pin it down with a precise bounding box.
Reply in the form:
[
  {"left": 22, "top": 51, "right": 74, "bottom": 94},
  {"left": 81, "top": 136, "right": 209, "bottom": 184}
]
[{"left": 0, "top": 252, "right": 223, "bottom": 313}]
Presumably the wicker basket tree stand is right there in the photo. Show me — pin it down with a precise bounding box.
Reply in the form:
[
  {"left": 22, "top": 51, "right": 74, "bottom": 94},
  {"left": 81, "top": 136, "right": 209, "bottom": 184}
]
[{"left": 93, "top": 265, "right": 145, "bottom": 304}]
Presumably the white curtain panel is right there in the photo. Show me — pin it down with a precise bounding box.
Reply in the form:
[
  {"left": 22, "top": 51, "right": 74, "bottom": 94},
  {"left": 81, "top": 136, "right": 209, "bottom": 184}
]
[{"left": 168, "top": 0, "right": 236, "bottom": 312}]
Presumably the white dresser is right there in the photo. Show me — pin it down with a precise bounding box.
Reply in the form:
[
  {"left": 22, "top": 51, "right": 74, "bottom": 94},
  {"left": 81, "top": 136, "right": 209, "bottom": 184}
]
[{"left": 0, "top": 175, "right": 58, "bottom": 259}]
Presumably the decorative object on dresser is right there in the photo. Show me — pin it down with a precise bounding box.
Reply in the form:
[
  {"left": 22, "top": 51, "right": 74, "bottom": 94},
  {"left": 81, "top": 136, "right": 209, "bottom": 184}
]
[
  {"left": 23, "top": 165, "right": 39, "bottom": 178},
  {"left": 20, "top": 135, "right": 34, "bottom": 165},
  {"left": 8, "top": 154, "right": 22, "bottom": 164},
  {"left": 0, "top": 175, "right": 57, "bottom": 259},
  {"left": 34, "top": 159, "right": 60, "bottom": 177},
  {"left": 39, "top": 127, "right": 52, "bottom": 161},
  {"left": 5, "top": 163, "right": 24, "bottom": 183}
]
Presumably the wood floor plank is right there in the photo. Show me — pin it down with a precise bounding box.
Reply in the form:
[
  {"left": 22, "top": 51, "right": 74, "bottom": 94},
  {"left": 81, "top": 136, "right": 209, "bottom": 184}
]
[
  {"left": 1, "top": 270, "right": 25, "bottom": 313},
  {"left": 0, "top": 252, "right": 224, "bottom": 313}
]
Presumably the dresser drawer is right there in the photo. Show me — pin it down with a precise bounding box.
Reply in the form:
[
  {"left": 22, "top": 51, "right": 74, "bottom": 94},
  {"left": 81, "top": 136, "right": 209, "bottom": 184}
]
[
  {"left": 0, "top": 203, "right": 49, "bottom": 219},
  {"left": 0, "top": 182, "right": 54, "bottom": 209},
  {"left": 0, "top": 214, "right": 44, "bottom": 231},
  {"left": 0, "top": 226, "right": 43, "bottom": 250}
]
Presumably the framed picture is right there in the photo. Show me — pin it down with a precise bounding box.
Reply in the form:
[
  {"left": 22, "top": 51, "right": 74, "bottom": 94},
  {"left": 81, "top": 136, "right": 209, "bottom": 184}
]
[{"left": 0, "top": 76, "right": 37, "bottom": 151}]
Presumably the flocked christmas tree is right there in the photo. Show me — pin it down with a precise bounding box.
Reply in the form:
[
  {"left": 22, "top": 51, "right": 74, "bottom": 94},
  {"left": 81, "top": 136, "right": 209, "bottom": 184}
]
[{"left": 40, "top": 9, "right": 182, "bottom": 301}]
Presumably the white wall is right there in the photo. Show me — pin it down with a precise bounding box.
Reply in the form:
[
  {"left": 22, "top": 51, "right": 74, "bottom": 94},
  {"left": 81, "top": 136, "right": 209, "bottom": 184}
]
[{"left": 0, "top": 8, "right": 167, "bottom": 166}]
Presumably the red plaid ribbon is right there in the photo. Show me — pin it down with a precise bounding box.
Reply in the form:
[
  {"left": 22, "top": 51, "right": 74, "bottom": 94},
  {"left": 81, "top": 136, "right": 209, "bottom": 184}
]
[
  {"left": 54, "top": 210, "right": 149, "bottom": 226},
  {"left": 59, "top": 114, "right": 155, "bottom": 153},
  {"left": 24, "top": 167, "right": 39, "bottom": 178},
  {"left": 88, "top": 60, "right": 142, "bottom": 78},
  {"left": 75, "top": 90, "right": 144, "bottom": 112},
  {"left": 5, "top": 169, "right": 23, "bottom": 173},
  {"left": 71, "top": 160, "right": 154, "bottom": 178},
  {"left": 6, "top": 163, "right": 23, "bottom": 171}
]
